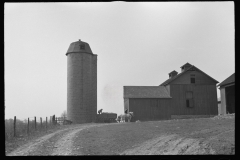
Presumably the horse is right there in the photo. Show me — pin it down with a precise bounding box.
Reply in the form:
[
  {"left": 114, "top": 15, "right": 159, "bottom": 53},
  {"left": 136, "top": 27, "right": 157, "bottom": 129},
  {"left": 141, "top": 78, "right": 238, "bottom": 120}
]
[
  {"left": 124, "top": 112, "right": 134, "bottom": 122},
  {"left": 116, "top": 115, "right": 122, "bottom": 123},
  {"left": 98, "top": 109, "right": 103, "bottom": 114},
  {"left": 117, "top": 112, "right": 134, "bottom": 123}
]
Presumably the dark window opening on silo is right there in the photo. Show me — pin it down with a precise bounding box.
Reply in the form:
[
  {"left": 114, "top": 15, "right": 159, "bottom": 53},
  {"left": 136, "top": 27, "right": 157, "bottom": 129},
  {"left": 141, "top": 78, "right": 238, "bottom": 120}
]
[{"left": 80, "top": 44, "right": 85, "bottom": 50}]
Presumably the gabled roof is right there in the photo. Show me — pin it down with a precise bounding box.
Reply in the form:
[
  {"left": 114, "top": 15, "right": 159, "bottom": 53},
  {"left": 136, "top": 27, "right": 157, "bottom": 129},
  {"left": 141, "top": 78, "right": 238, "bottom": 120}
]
[
  {"left": 160, "top": 65, "right": 219, "bottom": 86},
  {"left": 169, "top": 70, "right": 178, "bottom": 75},
  {"left": 217, "top": 73, "right": 235, "bottom": 87},
  {"left": 124, "top": 86, "right": 171, "bottom": 98},
  {"left": 180, "top": 62, "right": 192, "bottom": 68}
]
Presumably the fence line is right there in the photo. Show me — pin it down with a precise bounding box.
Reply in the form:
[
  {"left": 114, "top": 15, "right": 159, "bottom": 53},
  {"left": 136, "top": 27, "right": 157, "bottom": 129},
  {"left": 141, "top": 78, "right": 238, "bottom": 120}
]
[{"left": 6, "top": 115, "right": 63, "bottom": 138}]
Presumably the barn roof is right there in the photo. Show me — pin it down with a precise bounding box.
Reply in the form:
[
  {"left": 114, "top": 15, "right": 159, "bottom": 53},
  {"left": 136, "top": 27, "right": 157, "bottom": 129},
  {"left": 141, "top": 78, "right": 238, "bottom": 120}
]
[
  {"left": 160, "top": 65, "right": 219, "bottom": 86},
  {"left": 124, "top": 86, "right": 171, "bottom": 98},
  {"left": 168, "top": 70, "right": 178, "bottom": 74},
  {"left": 217, "top": 73, "right": 235, "bottom": 87},
  {"left": 180, "top": 62, "right": 192, "bottom": 68}
]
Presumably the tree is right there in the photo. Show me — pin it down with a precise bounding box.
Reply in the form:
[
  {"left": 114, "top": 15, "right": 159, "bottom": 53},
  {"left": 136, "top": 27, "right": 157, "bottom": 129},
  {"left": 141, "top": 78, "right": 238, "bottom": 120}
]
[{"left": 61, "top": 110, "right": 67, "bottom": 121}]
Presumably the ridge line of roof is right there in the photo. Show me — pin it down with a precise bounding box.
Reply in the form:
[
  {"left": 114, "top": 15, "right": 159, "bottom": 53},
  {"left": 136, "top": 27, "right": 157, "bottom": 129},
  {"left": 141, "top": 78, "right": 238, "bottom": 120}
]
[
  {"left": 160, "top": 65, "right": 219, "bottom": 86},
  {"left": 217, "top": 73, "right": 235, "bottom": 87}
]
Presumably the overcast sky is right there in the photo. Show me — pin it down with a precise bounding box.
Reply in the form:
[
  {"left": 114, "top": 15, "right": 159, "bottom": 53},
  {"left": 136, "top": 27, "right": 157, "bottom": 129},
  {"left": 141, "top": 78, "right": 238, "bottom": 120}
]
[{"left": 5, "top": 2, "right": 234, "bottom": 120}]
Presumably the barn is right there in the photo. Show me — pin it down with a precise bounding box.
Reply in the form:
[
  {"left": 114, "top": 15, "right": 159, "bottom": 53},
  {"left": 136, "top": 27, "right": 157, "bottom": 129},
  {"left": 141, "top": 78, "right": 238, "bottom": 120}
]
[
  {"left": 124, "top": 63, "right": 219, "bottom": 121},
  {"left": 217, "top": 73, "right": 235, "bottom": 115}
]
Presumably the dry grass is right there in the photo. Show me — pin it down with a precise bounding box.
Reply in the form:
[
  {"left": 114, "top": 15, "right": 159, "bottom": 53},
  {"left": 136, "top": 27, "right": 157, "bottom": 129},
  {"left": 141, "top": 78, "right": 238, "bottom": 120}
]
[
  {"left": 5, "top": 114, "right": 235, "bottom": 155},
  {"left": 5, "top": 119, "right": 70, "bottom": 154},
  {"left": 71, "top": 115, "right": 235, "bottom": 155}
]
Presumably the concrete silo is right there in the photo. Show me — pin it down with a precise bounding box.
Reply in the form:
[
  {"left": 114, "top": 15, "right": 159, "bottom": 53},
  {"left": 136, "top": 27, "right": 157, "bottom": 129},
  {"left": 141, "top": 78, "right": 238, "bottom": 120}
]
[{"left": 66, "top": 39, "right": 97, "bottom": 123}]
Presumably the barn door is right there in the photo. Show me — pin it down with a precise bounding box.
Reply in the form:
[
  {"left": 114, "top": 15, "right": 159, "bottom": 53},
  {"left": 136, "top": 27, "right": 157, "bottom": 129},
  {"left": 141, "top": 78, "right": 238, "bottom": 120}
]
[{"left": 186, "top": 91, "right": 194, "bottom": 108}]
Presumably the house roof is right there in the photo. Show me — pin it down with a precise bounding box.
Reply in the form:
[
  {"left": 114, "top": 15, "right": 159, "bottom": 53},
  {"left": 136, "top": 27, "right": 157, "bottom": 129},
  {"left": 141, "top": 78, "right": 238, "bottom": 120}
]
[
  {"left": 160, "top": 65, "right": 219, "bottom": 86},
  {"left": 124, "top": 86, "right": 171, "bottom": 98},
  {"left": 217, "top": 73, "right": 235, "bottom": 87}
]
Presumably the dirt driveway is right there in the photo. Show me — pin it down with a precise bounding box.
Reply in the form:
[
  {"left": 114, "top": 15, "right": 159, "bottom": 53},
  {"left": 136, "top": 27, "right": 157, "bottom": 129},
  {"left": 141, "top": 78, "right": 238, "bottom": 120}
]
[
  {"left": 7, "top": 123, "right": 111, "bottom": 156},
  {"left": 120, "top": 134, "right": 215, "bottom": 155}
]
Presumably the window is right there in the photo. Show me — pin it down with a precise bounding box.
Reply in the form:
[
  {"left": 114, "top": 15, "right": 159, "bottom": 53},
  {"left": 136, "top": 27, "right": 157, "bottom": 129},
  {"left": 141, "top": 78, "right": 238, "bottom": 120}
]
[
  {"left": 186, "top": 91, "right": 194, "bottom": 108},
  {"left": 80, "top": 44, "right": 85, "bottom": 50},
  {"left": 191, "top": 78, "right": 195, "bottom": 83},
  {"left": 190, "top": 74, "right": 195, "bottom": 84}
]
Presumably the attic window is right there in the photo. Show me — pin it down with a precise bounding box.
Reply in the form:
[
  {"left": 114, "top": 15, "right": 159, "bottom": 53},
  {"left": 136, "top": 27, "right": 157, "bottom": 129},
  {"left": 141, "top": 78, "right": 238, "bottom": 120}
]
[
  {"left": 80, "top": 44, "right": 85, "bottom": 50},
  {"left": 190, "top": 74, "right": 195, "bottom": 84}
]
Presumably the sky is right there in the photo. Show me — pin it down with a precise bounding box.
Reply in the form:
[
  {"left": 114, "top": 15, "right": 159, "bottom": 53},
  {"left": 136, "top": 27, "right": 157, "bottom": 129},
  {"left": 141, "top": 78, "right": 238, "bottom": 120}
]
[{"left": 5, "top": 2, "right": 234, "bottom": 120}]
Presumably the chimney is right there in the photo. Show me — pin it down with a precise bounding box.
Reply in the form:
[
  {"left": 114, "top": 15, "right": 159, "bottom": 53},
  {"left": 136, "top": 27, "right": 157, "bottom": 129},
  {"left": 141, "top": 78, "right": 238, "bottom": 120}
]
[
  {"left": 169, "top": 70, "right": 178, "bottom": 79},
  {"left": 180, "top": 63, "right": 192, "bottom": 72}
]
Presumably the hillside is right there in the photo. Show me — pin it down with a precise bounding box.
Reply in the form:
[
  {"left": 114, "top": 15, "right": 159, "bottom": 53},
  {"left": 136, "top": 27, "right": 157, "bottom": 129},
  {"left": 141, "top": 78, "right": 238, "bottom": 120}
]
[{"left": 6, "top": 114, "right": 234, "bottom": 155}]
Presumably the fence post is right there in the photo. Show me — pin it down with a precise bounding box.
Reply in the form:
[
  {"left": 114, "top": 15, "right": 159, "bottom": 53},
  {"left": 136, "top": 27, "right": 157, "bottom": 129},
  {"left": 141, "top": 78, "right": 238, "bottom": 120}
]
[
  {"left": 40, "top": 117, "right": 42, "bottom": 129},
  {"left": 27, "top": 118, "right": 29, "bottom": 135},
  {"left": 34, "top": 116, "right": 37, "bottom": 131},
  {"left": 46, "top": 117, "right": 47, "bottom": 131},
  {"left": 14, "top": 116, "right": 16, "bottom": 137}
]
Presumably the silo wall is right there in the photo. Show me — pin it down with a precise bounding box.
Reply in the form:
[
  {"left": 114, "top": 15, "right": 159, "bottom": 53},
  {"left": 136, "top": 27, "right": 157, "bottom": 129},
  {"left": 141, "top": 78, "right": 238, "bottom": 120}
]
[
  {"left": 91, "top": 55, "right": 97, "bottom": 122},
  {"left": 67, "top": 52, "right": 97, "bottom": 123}
]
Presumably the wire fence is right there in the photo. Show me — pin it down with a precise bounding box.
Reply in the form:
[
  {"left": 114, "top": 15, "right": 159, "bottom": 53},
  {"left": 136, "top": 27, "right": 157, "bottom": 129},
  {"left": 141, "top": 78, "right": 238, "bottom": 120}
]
[{"left": 5, "top": 115, "right": 64, "bottom": 140}]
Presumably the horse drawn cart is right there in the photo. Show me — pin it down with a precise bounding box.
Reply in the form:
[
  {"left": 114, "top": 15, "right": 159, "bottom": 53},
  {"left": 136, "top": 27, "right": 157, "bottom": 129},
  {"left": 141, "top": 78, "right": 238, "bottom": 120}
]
[{"left": 96, "top": 112, "right": 117, "bottom": 123}]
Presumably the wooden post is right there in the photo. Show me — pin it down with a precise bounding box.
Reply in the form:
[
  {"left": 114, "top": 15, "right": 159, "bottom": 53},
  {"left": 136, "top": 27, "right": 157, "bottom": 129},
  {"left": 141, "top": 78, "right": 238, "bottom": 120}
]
[
  {"left": 52, "top": 115, "right": 55, "bottom": 125},
  {"left": 27, "top": 118, "right": 29, "bottom": 135},
  {"left": 46, "top": 117, "right": 47, "bottom": 131},
  {"left": 14, "top": 116, "right": 16, "bottom": 137},
  {"left": 34, "top": 116, "right": 37, "bottom": 131},
  {"left": 40, "top": 117, "right": 42, "bottom": 129}
]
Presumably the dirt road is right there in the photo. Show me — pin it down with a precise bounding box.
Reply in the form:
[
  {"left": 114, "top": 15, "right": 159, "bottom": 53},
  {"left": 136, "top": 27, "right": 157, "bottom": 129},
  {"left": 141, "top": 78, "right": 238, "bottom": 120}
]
[
  {"left": 120, "top": 134, "right": 215, "bottom": 155},
  {"left": 7, "top": 123, "right": 111, "bottom": 156}
]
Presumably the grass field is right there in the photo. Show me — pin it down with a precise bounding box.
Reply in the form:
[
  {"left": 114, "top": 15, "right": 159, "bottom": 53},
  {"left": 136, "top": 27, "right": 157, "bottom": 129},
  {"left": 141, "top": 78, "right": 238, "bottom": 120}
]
[
  {"left": 72, "top": 115, "right": 235, "bottom": 155},
  {"left": 5, "top": 114, "right": 235, "bottom": 155}
]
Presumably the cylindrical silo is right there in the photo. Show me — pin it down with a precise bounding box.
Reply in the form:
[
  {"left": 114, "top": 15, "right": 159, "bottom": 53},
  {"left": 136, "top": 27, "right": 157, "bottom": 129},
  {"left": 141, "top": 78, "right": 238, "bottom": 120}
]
[{"left": 66, "top": 39, "right": 97, "bottom": 123}]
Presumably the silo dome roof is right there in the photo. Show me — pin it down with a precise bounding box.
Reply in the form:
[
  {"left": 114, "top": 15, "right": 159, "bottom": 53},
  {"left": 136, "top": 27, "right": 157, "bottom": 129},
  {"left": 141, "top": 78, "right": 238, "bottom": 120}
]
[{"left": 66, "top": 39, "right": 93, "bottom": 55}]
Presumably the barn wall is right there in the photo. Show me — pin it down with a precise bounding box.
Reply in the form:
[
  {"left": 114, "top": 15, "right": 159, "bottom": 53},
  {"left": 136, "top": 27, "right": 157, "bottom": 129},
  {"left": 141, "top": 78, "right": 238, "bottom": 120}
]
[
  {"left": 225, "top": 85, "right": 235, "bottom": 114},
  {"left": 218, "top": 102, "right": 221, "bottom": 115},
  {"left": 171, "top": 70, "right": 217, "bottom": 85},
  {"left": 220, "top": 87, "right": 226, "bottom": 115},
  {"left": 166, "top": 85, "right": 170, "bottom": 95},
  {"left": 129, "top": 98, "right": 171, "bottom": 121},
  {"left": 169, "top": 84, "right": 218, "bottom": 116},
  {"left": 124, "top": 98, "right": 129, "bottom": 113}
]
